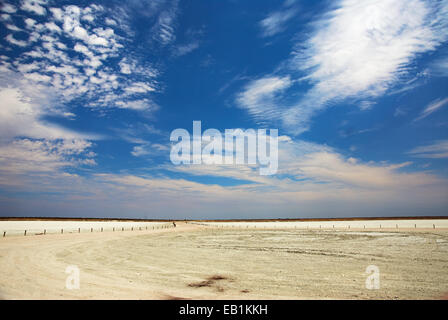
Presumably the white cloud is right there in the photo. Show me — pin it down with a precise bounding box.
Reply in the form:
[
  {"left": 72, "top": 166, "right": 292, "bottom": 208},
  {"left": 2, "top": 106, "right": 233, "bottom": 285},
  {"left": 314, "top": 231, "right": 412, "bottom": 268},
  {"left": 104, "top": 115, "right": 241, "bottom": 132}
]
[
  {"left": 237, "top": 76, "right": 292, "bottom": 121},
  {"left": 6, "top": 23, "right": 22, "bottom": 32},
  {"left": 49, "top": 7, "right": 63, "bottom": 21},
  {"left": 359, "top": 101, "right": 375, "bottom": 111},
  {"left": 0, "top": 138, "right": 95, "bottom": 177},
  {"left": 24, "top": 72, "right": 52, "bottom": 82},
  {"left": 0, "top": 86, "right": 94, "bottom": 141},
  {"left": 131, "top": 143, "right": 168, "bottom": 157},
  {"left": 131, "top": 145, "right": 150, "bottom": 157},
  {"left": 21, "top": 0, "right": 47, "bottom": 16},
  {"left": 1, "top": 3, "right": 17, "bottom": 14},
  {"left": 414, "top": 97, "right": 448, "bottom": 121},
  {"left": 173, "top": 41, "right": 199, "bottom": 57},
  {"left": 294, "top": 0, "right": 447, "bottom": 97},
  {"left": 5, "top": 34, "right": 28, "bottom": 47},
  {"left": 44, "top": 21, "right": 61, "bottom": 33},
  {"left": 239, "top": 0, "right": 448, "bottom": 134},
  {"left": 1, "top": 2, "right": 160, "bottom": 114},
  {"left": 285, "top": 0, "right": 448, "bottom": 132},
  {"left": 24, "top": 17, "right": 36, "bottom": 28},
  {"left": 124, "top": 82, "right": 156, "bottom": 94},
  {"left": 408, "top": 140, "right": 448, "bottom": 158},
  {"left": 119, "top": 59, "right": 132, "bottom": 74},
  {"left": 151, "top": 4, "right": 178, "bottom": 45},
  {"left": 429, "top": 55, "right": 448, "bottom": 77},
  {"left": 260, "top": 7, "right": 297, "bottom": 37},
  {"left": 82, "top": 14, "right": 94, "bottom": 23},
  {"left": 287, "top": 151, "right": 435, "bottom": 189},
  {"left": 115, "top": 99, "right": 158, "bottom": 111},
  {"left": 105, "top": 18, "right": 117, "bottom": 26}
]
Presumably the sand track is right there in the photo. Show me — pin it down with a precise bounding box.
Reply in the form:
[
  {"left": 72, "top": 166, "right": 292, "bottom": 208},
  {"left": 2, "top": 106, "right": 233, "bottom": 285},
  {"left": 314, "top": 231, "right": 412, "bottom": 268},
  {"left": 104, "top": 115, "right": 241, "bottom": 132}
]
[{"left": 1, "top": 222, "right": 447, "bottom": 299}]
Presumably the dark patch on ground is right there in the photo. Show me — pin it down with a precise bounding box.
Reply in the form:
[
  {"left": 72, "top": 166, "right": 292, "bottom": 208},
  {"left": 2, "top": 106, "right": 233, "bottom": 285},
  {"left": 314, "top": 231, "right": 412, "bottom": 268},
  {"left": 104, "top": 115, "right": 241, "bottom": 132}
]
[
  {"left": 164, "top": 294, "right": 190, "bottom": 300},
  {"left": 187, "top": 274, "right": 229, "bottom": 291}
]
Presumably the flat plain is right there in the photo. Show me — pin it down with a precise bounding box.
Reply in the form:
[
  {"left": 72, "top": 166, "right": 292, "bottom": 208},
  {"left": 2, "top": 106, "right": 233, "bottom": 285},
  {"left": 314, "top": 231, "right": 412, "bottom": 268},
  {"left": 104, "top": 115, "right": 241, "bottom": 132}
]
[{"left": 0, "top": 220, "right": 447, "bottom": 299}]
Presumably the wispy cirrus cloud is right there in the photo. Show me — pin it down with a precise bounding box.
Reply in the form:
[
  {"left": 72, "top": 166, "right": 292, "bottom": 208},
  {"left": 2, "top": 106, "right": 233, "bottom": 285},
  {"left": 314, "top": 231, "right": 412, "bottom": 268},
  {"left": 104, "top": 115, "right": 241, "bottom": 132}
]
[
  {"left": 408, "top": 140, "right": 448, "bottom": 158},
  {"left": 259, "top": 2, "right": 298, "bottom": 37},
  {"left": 237, "top": 76, "right": 292, "bottom": 122},
  {"left": 429, "top": 55, "right": 448, "bottom": 77},
  {"left": 172, "top": 41, "right": 199, "bottom": 57},
  {"left": 239, "top": 0, "right": 448, "bottom": 134},
  {"left": 414, "top": 97, "right": 448, "bottom": 121}
]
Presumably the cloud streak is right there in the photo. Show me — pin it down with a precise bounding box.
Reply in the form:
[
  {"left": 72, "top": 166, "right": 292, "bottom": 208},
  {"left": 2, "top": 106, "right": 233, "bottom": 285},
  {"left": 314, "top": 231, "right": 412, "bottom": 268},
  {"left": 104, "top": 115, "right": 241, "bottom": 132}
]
[
  {"left": 408, "top": 140, "right": 448, "bottom": 158},
  {"left": 414, "top": 97, "right": 448, "bottom": 121},
  {"left": 239, "top": 0, "right": 448, "bottom": 134}
]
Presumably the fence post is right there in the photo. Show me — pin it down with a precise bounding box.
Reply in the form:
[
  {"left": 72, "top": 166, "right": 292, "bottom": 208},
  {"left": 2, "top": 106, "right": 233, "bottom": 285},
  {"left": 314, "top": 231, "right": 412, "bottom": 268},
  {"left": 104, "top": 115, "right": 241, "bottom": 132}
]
[
  {"left": 78, "top": 228, "right": 80, "bottom": 233},
  {"left": 91, "top": 228, "right": 93, "bottom": 232},
  {"left": 3, "top": 231, "right": 6, "bottom": 237},
  {"left": 24, "top": 230, "right": 27, "bottom": 236},
  {"left": 61, "top": 229, "right": 63, "bottom": 234},
  {"left": 101, "top": 227, "right": 103, "bottom": 232},
  {"left": 433, "top": 224, "right": 435, "bottom": 229},
  {"left": 44, "top": 229, "right": 46, "bottom": 235}
]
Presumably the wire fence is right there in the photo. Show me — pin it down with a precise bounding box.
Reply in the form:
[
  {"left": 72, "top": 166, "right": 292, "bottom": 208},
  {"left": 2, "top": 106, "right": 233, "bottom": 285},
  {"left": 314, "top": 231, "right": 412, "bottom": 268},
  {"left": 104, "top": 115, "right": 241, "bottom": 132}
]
[
  {"left": 190, "top": 220, "right": 447, "bottom": 231},
  {"left": 1, "top": 222, "right": 176, "bottom": 238}
]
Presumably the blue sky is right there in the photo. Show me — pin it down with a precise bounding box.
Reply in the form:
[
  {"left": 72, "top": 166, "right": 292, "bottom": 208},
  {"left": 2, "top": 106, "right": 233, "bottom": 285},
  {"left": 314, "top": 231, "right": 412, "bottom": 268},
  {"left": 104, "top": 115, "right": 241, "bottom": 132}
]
[{"left": 1, "top": 0, "right": 448, "bottom": 219}]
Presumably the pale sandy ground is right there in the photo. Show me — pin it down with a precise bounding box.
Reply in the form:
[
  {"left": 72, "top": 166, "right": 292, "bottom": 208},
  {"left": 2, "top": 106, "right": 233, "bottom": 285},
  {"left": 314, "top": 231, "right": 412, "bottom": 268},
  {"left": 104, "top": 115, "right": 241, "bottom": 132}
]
[{"left": 0, "top": 222, "right": 447, "bottom": 300}]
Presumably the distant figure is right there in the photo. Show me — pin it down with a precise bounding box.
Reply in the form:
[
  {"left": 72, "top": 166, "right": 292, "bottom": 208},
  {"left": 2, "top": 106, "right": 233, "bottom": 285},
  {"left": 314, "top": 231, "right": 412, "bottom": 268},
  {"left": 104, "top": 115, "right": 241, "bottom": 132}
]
[{"left": 173, "top": 222, "right": 176, "bottom": 228}]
